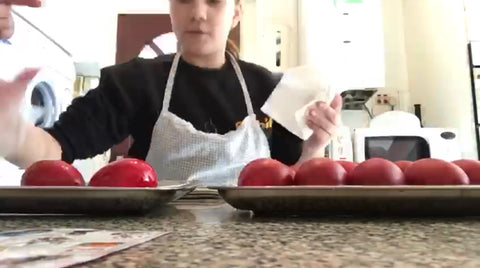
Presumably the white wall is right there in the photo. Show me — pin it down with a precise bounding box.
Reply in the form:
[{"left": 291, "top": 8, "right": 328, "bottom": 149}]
[
  {"left": 464, "top": 0, "right": 480, "bottom": 41},
  {"left": 239, "top": 0, "right": 258, "bottom": 64},
  {"left": 377, "top": 0, "right": 410, "bottom": 113},
  {"left": 344, "top": 0, "right": 478, "bottom": 160},
  {"left": 14, "top": 0, "right": 170, "bottom": 68},
  {"left": 402, "top": 0, "right": 477, "bottom": 159}
]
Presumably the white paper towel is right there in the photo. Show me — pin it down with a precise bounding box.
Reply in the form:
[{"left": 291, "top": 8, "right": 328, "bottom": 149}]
[{"left": 261, "top": 65, "right": 343, "bottom": 140}]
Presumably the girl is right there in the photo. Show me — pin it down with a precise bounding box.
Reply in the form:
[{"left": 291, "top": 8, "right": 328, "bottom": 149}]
[{"left": 0, "top": 0, "right": 342, "bottom": 186}]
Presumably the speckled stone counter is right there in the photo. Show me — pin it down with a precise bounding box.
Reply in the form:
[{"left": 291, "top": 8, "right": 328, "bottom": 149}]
[{"left": 1, "top": 198, "right": 479, "bottom": 267}]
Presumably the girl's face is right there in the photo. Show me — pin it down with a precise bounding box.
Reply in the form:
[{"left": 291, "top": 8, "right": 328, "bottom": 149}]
[{"left": 170, "top": 0, "right": 241, "bottom": 57}]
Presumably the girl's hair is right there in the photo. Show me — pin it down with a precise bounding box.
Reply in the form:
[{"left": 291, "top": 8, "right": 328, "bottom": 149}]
[
  {"left": 226, "top": 0, "right": 241, "bottom": 58},
  {"left": 226, "top": 38, "right": 240, "bottom": 58}
]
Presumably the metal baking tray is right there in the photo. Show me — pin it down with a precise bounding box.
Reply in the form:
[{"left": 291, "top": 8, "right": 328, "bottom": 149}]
[
  {"left": 211, "top": 186, "right": 480, "bottom": 216},
  {"left": 0, "top": 181, "right": 197, "bottom": 215}
]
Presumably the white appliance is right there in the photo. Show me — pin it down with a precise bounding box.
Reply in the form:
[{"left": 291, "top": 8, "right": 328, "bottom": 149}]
[
  {"left": 326, "top": 125, "right": 354, "bottom": 162},
  {"left": 0, "top": 11, "right": 75, "bottom": 186},
  {"left": 8, "top": 10, "right": 75, "bottom": 127},
  {"left": 351, "top": 111, "right": 461, "bottom": 163},
  {"left": 353, "top": 127, "right": 461, "bottom": 163}
]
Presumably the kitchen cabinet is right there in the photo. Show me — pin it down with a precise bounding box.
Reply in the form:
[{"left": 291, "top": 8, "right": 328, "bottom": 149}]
[
  {"left": 298, "top": 0, "right": 385, "bottom": 90},
  {"left": 336, "top": 0, "right": 385, "bottom": 89}
]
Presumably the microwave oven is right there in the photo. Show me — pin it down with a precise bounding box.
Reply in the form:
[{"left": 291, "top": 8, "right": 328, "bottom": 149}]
[{"left": 352, "top": 128, "right": 461, "bottom": 163}]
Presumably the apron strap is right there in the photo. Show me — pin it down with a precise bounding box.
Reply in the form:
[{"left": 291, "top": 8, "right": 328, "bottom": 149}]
[
  {"left": 227, "top": 52, "right": 255, "bottom": 116},
  {"left": 161, "top": 52, "right": 255, "bottom": 116},
  {"left": 162, "top": 53, "right": 181, "bottom": 111}
]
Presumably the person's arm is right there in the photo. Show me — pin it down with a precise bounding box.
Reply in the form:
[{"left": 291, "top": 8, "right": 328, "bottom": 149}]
[
  {"left": 7, "top": 0, "right": 42, "bottom": 7},
  {"left": 299, "top": 94, "right": 342, "bottom": 162},
  {"left": 2, "top": 69, "right": 61, "bottom": 168},
  {"left": 6, "top": 124, "right": 62, "bottom": 168},
  {"left": 271, "top": 121, "right": 303, "bottom": 165},
  {"left": 7, "top": 61, "right": 142, "bottom": 168},
  {"left": 271, "top": 115, "right": 336, "bottom": 165}
]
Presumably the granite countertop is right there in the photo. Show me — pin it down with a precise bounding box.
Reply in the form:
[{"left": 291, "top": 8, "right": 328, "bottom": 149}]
[{"left": 0, "top": 198, "right": 479, "bottom": 267}]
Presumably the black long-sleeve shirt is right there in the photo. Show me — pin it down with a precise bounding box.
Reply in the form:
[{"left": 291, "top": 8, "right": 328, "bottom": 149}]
[{"left": 45, "top": 54, "right": 303, "bottom": 165}]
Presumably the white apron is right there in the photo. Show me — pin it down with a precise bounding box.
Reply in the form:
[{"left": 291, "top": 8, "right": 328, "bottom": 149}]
[{"left": 145, "top": 52, "right": 270, "bottom": 186}]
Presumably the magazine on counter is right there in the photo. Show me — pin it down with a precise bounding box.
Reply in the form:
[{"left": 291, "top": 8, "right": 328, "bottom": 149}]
[{"left": 0, "top": 228, "right": 168, "bottom": 268}]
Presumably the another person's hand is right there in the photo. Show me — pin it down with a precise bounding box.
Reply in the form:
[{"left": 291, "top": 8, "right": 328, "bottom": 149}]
[
  {"left": 0, "top": 0, "right": 41, "bottom": 39},
  {"left": 3, "top": 0, "right": 41, "bottom": 6},
  {"left": 299, "top": 94, "right": 343, "bottom": 161},
  {"left": 0, "top": 68, "right": 39, "bottom": 157}
]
